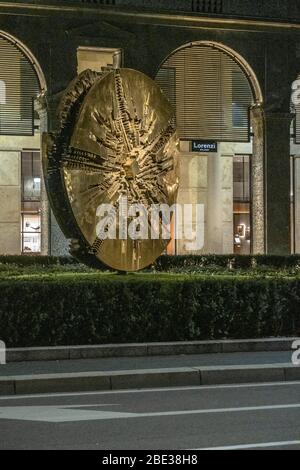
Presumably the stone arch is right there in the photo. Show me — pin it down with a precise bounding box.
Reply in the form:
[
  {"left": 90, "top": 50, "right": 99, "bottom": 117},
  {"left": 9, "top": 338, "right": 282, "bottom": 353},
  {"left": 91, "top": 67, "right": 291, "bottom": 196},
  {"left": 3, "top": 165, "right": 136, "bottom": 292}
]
[
  {"left": 0, "top": 30, "right": 49, "bottom": 255},
  {"left": 0, "top": 29, "right": 47, "bottom": 92},
  {"left": 155, "top": 40, "right": 265, "bottom": 255},
  {"left": 156, "top": 40, "right": 263, "bottom": 106}
]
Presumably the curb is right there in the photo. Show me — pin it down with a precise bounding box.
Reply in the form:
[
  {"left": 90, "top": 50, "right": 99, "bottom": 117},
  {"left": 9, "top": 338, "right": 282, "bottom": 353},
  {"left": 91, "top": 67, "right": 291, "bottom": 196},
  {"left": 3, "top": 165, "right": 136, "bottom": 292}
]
[
  {"left": 6, "top": 338, "right": 298, "bottom": 362},
  {"left": 1, "top": 363, "right": 300, "bottom": 396}
]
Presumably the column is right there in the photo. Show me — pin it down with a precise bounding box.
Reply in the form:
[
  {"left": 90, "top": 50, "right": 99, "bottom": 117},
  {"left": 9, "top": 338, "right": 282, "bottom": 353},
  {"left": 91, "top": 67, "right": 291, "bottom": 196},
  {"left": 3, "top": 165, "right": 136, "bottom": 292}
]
[
  {"left": 43, "top": 93, "right": 69, "bottom": 256},
  {"left": 294, "top": 156, "right": 300, "bottom": 253},
  {"left": 176, "top": 141, "right": 208, "bottom": 255},
  {"left": 251, "top": 105, "right": 265, "bottom": 254},
  {"left": 264, "top": 111, "right": 293, "bottom": 254},
  {"left": 0, "top": 150, "right": 21, "bottom": 254},
  {"left": 35, "top": 95, "right": 50, "bottom": 256},
  {"left": 221, "top": 154, "right": 234, "bottom": 254}
]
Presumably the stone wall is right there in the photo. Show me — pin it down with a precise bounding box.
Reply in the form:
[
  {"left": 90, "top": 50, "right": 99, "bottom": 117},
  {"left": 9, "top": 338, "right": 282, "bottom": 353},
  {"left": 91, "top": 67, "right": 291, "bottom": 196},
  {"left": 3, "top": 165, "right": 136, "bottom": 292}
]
[
  {"left": 0, "top": 0, "right": 299, "bottom": 254},
  {"left": 0, "top": 134, "right": 40, "bottom": 255},
  {"left": 6, "top": 1, "right": 300, "bottom": 22}
]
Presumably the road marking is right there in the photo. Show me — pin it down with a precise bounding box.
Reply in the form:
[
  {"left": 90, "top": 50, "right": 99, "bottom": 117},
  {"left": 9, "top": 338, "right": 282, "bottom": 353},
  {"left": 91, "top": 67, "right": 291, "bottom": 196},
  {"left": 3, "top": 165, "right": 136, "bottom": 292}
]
[
  {"left": 200, "top": 441, "right": 300, "bottom": 450},
  {"left": 1, "top": 381, "right": 300, "bottom": 400},
  {"left": 0, "top": 404, "right": 125, "bottom": 423},
  {"left": 1, "top": 402, "right": 300, "bottom": 423}
]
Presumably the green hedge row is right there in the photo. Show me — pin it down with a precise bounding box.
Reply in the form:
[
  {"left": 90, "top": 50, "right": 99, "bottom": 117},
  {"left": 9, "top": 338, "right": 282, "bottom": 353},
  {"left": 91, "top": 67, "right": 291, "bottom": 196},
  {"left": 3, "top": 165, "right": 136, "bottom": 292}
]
[
  {"left": 0, "top": 275, "right": 299, "bottom": 347},
  {"left": 154, "top": 255, "right": 300, "bottom": 270},
  {"left": 0, "top": 255, "right": 77, "bottom": 267},
  {"left": 1, "top": 254, "right": 300, "bottom": 270}
]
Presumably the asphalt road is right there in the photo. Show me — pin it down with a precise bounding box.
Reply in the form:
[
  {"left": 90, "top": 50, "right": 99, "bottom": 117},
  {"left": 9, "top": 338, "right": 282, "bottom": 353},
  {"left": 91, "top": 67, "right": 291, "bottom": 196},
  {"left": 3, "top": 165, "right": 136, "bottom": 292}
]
[{"left": 1, "top": 382, "right": 300, "bottom": 450}]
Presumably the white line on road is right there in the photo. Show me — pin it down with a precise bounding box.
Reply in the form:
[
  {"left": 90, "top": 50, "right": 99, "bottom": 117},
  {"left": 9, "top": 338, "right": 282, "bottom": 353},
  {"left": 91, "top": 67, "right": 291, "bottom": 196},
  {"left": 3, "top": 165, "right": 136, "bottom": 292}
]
[
  {"left": 199, "top": 441, "right": 300, "bottom": 450},
  {"left": 1, "top": 402, "right": 300, "bottom": 423},
  {"left": 130, "top": 403, "right": 300, "bottom": 419},
  {"left": 1, "top": 381, "right": 300, "bottom": 400}
]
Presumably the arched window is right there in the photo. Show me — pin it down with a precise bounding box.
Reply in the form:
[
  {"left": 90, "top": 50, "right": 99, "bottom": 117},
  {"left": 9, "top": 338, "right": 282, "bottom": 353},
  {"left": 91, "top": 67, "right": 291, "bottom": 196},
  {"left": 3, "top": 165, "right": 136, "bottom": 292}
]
[
  {"left": 155, "top": 43, "right": 255, "bottom": 142},
  {"left": 155, "top": 42, "right": 263, "bottom": 256},
  {"left": 0, "top": 33, "right": 41, "bottom": 135}
]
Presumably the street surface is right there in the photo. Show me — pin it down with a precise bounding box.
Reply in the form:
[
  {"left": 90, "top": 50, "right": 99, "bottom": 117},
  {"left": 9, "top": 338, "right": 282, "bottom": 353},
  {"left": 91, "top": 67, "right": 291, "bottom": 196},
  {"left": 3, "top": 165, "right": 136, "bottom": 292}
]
[{"left": 1, "top": 382, "right": 300, "bottom": 449}]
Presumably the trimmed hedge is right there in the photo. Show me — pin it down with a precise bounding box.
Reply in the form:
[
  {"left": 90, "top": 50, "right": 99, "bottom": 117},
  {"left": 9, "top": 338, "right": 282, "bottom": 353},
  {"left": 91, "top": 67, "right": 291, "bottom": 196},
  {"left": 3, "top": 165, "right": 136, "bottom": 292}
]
[
  {"left": 1, "top": 254, "right": 300, "bottom": 270},
  {"left": 0, "top": 255, "right": 77, "bottom": 267},
  {"left": 154, "top": 255, "right": 300, "bottom": 271},
  {"left": 0, "top": 274, "right": 299, "bottom": 347}
]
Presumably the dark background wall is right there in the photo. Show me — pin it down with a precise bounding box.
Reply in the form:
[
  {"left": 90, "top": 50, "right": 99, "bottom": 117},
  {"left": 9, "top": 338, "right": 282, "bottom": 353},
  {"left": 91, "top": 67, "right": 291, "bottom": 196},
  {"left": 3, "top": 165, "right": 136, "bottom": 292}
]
[
  {"left": 0, "top": 0, "right": 299, "bottom": 112},
  {"left": 1, "top": 0, "right": 300, "bottom": 254},
  {"left": 3, "top": 1, "right": 300, "bottom": 22}
]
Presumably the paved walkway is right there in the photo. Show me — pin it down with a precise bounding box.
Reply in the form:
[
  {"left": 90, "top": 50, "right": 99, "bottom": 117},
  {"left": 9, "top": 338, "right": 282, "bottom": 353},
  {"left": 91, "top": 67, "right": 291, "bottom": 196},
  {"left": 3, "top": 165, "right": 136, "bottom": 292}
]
[{"left": 0, "top": 351, "right": 292, "bottom": 377}]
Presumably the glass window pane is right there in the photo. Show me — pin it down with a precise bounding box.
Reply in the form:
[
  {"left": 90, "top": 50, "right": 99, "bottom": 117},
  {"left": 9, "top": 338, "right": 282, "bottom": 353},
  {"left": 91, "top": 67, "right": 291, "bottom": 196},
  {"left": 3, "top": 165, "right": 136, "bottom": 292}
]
[
  {"left": 233, "top": 155, "right": 250, "bottom": 202},
  {"left": 21, "top": 152, "right": 41, "bottom": 201},
  {"left": 233, "top": 155, "right": 251, "bottom": 254},
  {"left": 22, "top": 214, "right": 41, "bottom": 233},
  {"left": 32, "top": 152, "right": 41, "bottom": 178},
  {"left": 233, "top": 208, "right": 251, "bottom": 255},
  {"left": 22, "top": 232, "right": 41, "bottom": 253},
  {"left": 21, "top": 213, "right": 41, "bottom": 253}
]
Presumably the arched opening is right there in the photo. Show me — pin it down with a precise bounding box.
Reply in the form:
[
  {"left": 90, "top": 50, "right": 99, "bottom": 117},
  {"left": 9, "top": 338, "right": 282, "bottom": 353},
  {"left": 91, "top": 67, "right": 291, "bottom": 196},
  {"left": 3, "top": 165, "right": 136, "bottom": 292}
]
[
  {"left": 0, "top": 31, "right": 48, "bottom": 256},
  {"left": 0, "top": 30, "right": 46, "bottom": 93},
  {"left": 155, "top": 41, "right": 263, "bottom": 255}
]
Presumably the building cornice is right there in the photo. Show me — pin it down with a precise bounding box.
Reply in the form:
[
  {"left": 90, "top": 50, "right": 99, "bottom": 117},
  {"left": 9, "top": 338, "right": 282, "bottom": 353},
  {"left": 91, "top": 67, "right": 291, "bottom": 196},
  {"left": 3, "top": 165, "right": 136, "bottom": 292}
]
[{"left": 0, "top": 1, "right": 300, "bottom": 33}]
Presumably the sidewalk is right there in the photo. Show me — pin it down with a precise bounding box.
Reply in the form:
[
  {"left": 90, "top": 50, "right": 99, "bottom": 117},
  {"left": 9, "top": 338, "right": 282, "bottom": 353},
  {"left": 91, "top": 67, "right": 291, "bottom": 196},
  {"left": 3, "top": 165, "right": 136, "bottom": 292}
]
[
  {"left": 5, "top": 338, "right": 298, "bottom": 362},
  {"left": 0, "top": 339, "right": 299, "bottom": 396},
  {"left": 0, "top": 350, "right": 293, "bottom": 376}
]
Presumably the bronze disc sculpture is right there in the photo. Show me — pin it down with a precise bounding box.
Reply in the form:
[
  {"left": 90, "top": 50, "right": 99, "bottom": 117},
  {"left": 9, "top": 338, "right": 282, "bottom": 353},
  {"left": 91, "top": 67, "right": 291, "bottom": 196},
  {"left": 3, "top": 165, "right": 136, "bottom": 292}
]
[{"left": 44, "top": 68, "right": 179, "bottom": 271}]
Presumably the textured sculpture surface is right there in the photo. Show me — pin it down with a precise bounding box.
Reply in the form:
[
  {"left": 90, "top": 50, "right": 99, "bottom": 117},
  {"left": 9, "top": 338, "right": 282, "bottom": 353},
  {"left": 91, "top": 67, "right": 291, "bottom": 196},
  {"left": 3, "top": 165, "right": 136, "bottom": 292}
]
[{"left": 44, "top": 68, "right": 179, "bottom": 271}]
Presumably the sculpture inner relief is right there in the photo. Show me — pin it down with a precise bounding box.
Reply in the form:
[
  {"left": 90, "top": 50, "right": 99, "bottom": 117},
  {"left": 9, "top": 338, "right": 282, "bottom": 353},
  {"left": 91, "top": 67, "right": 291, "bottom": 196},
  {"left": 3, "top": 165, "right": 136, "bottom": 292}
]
[{"left": 44, "top": 68, "right": 179, "bottom": 272}]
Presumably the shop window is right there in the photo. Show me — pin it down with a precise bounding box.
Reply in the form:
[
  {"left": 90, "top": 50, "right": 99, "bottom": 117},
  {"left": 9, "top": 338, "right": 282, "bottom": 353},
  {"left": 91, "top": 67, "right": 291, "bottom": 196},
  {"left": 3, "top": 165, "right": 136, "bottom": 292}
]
[
  {"left": 21, "top": 213, "right": 41, "bottom": 253},
  {"left": 233, "top": 155, "right": 250, "bottom": 201},
  {"left": 22, "top": 151, "right": 41, "bottom": 201},
  {"left": 21, "top": 151, "right": 41, "bottom": 254},
  {"left": 233, "top": 155, "right": 251, "bottom": 254}
]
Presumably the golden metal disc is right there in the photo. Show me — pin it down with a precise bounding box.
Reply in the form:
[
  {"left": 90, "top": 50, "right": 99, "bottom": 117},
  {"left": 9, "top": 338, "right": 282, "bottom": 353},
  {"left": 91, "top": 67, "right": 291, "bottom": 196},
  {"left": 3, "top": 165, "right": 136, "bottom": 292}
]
[{"left": 60, "top": 68, "right": 179, "bottom": 271}]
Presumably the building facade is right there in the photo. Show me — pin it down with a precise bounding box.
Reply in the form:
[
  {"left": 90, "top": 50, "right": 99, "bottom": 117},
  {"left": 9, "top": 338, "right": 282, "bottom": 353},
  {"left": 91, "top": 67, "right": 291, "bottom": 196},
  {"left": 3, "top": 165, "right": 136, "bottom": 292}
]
[{"left": 0, "top": 0, "right": 300, "bottom": 256}]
